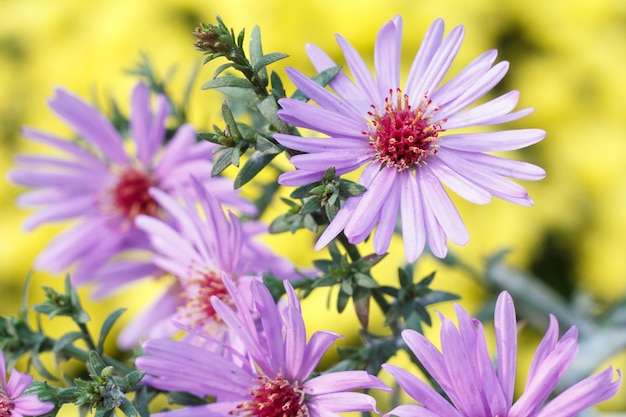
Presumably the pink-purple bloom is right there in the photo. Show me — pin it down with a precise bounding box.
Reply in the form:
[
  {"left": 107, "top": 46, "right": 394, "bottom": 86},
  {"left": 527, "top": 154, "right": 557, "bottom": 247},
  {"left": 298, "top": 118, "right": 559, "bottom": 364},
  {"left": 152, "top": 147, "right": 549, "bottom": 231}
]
[
  {"left": 117, "top": 176, "right": 296, "bottom": 349},
  {"left": 275, "top": 16, "right": 546, "bottom": 261},
  {"left": 136, "top": 276, "right": 390, "bottom": 417},
  {"left": 382, "top": 291, "right": 622, "bottom": 417},
  {"left": 0, "top": 350, "right": 54, "bottom": 417},
  {"left": 8, "top": 82, "right": 253, "bottom": 295}
]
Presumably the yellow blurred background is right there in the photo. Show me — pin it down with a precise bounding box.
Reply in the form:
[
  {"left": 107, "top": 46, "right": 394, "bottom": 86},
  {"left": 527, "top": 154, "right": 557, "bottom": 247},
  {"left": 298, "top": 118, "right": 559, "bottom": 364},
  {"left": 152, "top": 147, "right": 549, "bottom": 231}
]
[{"left": 1, "top": 0, "right": 625, "bottom": 413}]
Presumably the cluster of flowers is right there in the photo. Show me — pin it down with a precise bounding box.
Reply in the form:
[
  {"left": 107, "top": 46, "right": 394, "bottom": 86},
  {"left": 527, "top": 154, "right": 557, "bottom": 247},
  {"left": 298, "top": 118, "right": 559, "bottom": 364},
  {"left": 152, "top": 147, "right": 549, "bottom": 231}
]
[{"left": 3, "top": 15, "right": 621, "bottom": 417}]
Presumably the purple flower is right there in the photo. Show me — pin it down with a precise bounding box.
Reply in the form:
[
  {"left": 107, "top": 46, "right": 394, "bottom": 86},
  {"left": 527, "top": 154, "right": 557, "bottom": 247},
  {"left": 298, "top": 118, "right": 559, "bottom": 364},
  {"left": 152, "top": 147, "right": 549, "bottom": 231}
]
[
  {"left": 382, "top": 291, "right": 622, "bottom": 417},
  {"left": 8, "top": 82, "right": 253, "bottom": 294},
  {"left": 117, "top": 176, "right": 297, "bottom": 349},
  {"left": 136, "top": 276, "right": 390, "bottom": 417},
  {"left": 275, "top": 16, "right": 546, "bottom": 261},
  {"left": 0, "top": 350, "right": 55, "bottom": 417}
]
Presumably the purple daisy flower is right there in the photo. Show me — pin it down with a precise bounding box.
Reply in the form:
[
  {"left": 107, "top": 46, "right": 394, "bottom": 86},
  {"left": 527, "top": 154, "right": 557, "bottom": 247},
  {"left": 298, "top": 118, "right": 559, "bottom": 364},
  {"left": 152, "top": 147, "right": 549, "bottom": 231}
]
[
  {"left": 136, "top": 276, "right": 390, "bottom": 417},
  {"left": 382, "top": 291, "right": 622, "bottom": 417},
  {"left": 117, "top": 176, "right": 297, "bottom": 349},
  {"left": 275, "top": 16, "right": 546, "bottom": 261},
  {"left": 8, "top": 82, "right": 254, "bottom": 293},
  {"left": 0, "top": 350, "right": 55, "bottom": 417}
]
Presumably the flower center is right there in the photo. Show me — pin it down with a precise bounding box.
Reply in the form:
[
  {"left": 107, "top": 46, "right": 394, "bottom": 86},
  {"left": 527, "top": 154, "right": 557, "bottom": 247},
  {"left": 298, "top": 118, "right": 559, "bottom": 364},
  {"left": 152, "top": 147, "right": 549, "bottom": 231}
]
[
  {"left": 367, "top": 89, "right": 444, "bottom": 171},
  {"left": 110, "top": 167, "right": 158, "bottom": 219},
  {"left": 178, "top": 269, "right": 233, "bottom": 329},
  {"left": 233, "top": 375, "right": 309, "bottom": 417},
  {"left": 0, "top": 394, "right": 14, "bottom": 417}
]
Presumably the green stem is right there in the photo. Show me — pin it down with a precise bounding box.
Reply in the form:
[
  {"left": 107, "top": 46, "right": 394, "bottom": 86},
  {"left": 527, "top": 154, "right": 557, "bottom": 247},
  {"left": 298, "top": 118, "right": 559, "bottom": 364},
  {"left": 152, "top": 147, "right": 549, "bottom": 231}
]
[{"left": 52, "top": 339, "right": 134, "bottom": 374}]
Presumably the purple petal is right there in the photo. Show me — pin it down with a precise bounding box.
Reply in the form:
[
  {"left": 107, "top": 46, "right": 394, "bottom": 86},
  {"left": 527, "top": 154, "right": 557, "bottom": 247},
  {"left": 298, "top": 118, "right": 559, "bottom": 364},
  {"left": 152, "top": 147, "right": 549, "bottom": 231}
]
[
  {"left": 306, "top": 392, "right": 381, "bottom": 413},
  {"left": 335, "top": 33, "right": 382, "bottom": 106},
  {"left": 12, "top": 395, "right": 54, "bottom": 416},
  {"left": 48, "top": 88, "right": 128, "bottom": 164},
  {"left": 382, "top": 364, "right": 461, "bottom": 417},
  {"left": 399, "top": 172, "right": 426, "bottom": 262},
  {"left": 285, "top": 67, "right": 364, "bottom": 120},
  {"left": 304, "top": 371, "right": 389, "bottom": 395},
  {"left": 274, "top": 134, "right": 367, "bottom": 153},
  {"left": 405, "top": 19, "right": 445, "bottom": 100},
  {"left": 434, "top": 61, "right": 510, "bottom": 122},
  {"left": 427, "top": 157, "right": 492, "bottom": 204},
  {"left": 430, "top": 50, "right": 498, "bottom": 107},
  {"left": 375, "top": 17, "right": 402, "bottom": 95},
  {"left": 535, "top": 367, "right": 622, "bottom": 417},
  {"left": 525, "top": 315, "right": 560, "bottom": 385},
  {"left": 344, "top": 167, "right": 396, "bottom": 239},
  {"left": 441, "top": 129, "right": 546, "bottom": 152},
  {"left": 21, "top": 195, "right": 96, "bottom": 231},
  {"left": 305, "top": 43, "right": 371, "bottom": 114},
  {"left": 154, "top": 123, "right": 197, "bottom": 177},
  {"left": 289, "top": 151, "right": 372, "bottom": 172},
  {"left": 130, "top": 82, "right": 153, "bottom": 165},
  {"left": 494, "top": 291, "right": 518, "bottom": 406},
  {"left": 277, "top": 99, "right": 367, "bottom": 138},
  {"left": 410, "top": 24, "right": 464, "bottom": 103},
  {"left": 6, "top": 368, "right": 32, "bottom": 397},
  {"left": 418, "top": 166, "right": 469, "bottom": 246},
  {"left": 300, "top": 331, "right": 341, "bottom": 379},
  {"left": 401, "top": 329, "right": 453, "bottom": 395},
  {"left": 444, "top": 90, "right": 530, "bottom": 129},
  {"left": 19, "top": 127, "right": 107, "bottom": 167},
  {"left": 373, "top": 185, "right": 401, "bottom": 254},
  {"left": 384, "top": 404, "right": 444, "bottom": 417},
  {"left": 462, "top": 151, "right": 546, "bottom": 181}
]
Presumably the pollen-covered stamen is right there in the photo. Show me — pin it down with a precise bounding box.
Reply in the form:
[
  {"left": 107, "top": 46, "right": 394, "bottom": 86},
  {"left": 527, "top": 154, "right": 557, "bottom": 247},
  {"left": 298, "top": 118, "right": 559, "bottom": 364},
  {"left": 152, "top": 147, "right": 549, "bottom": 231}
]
[
  {"left": 367, "top": 88, "right": 445, "bottom": 171},
  {"left": 0, "top": 395, "right": 14, "bottom": 417},
  {"left": 109, "top": 167, "right": 158, "bottom": 219},
  {"left": 233, "top": 375, "right": 309, "bottom": 417},
  {"left": 178, "top": 268, "right": 233, "bottom": 327}
]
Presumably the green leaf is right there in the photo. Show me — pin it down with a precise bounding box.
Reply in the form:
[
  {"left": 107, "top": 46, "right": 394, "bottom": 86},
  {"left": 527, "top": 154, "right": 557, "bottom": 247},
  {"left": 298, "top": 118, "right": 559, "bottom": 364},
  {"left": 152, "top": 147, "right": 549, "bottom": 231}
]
[
  {"left": 202, "top": 76, "right": 254, "bottom": 90},
  {"left": 233, "top": 136, "right": 281, "bottom": 188},
  {"left": 291, "top": 65, "right": 342, "bottom": 101},
  {"left": 31, "top": 349, "right": 58, "bottom": 381},
  {"left": 87, "top": 350, "right": 107, "bottom": 376},
  {"left": 300, "top": 197, "right": 322, "bottom": 215},
  {"left": 353, "top": 286, "right": 371, "bottom": 329},
  {"left": 213, "top": 62, "right": 236, "bottom": 78},
  {"left": 354, "top": 273, "right": 379, "bottom": 288},
  {"left": 53, "top": 331, "right": 84, "bottom": 352},
  {"left": 118, "top": 397, "right": 138, "bottom": 417},
  {"left": 221, "top": 101, "right": 242, "bottom": 138},
  {"left": 336, "top": 288, "right": 351, "bottom": 313},
  {"left": 133, "top": 386, "right": 150, "bottom": 417},
  {"left": 97, "top": 308, "right": 126, "bottom": 354},
  {"left": 270, "top": 70, "right": 285, "bottom": 98},
  {"left": 338, "top": 180, "right": 367, "bottom": 197},
  {"left": 257, "top": 96, "right": 289, "bottom": 132},
  {"left": 212, "top": 148, "right": 235, "bottom": 176},
  {"left": 253, "top": 52, "right": 289, "bottom": 73},
  {"left": 249, "top": 26, "right": 268, "bottom": 87},
  {"left": 167, "top": 391, "right": 207, "bottom": 406}
]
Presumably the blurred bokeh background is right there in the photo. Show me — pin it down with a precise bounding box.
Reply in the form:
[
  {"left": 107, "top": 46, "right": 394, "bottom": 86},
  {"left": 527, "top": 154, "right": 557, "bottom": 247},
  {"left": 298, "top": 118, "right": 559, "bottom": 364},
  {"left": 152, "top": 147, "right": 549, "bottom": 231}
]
[{"left": 1, "top": 0, "right": 625, "bottom": 413}]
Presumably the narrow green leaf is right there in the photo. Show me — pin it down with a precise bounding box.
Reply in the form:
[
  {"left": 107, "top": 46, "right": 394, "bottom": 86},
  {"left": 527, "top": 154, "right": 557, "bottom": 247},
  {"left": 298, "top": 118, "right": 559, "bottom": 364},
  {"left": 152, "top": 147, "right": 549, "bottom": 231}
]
[
  {"left": 336, "top": 288, "right": 351, "bottom": 313},
  {"left": 53, "top": 331, "right": 84, "bottom": 352},
  {"left": 202, "top": 76, "right": 254, "bottom": 90},
  {"left": 221, "top": 101, "right": 242, "bottom": 138},
  {"left": 212, "top": 62, "right": 236, "bottom": 78},
  {"left": 257, "top": 96, "right": 290, "bottom": 132},
  {"left": 270, "top": 70, "right": 285, "bottom": 98},
  {"left": 233, "top": 136, "right": 281, "bottom": 188},
  {"left": 133, "top": 386, "right": 150, "bottom": 417},
  {"left": 300, "top": 198, "right": 322, "bottom": 215},
  {"left": 253, "top": 52, "right": 289, "bottom": 73},
  {"left": 97, "top": 308, "right": 126, "bottom": 354},
  {"left": 118, "top": 397, "right": 138, "bottom": 417},
  {"left": 88, "top": 350, "right": 107, "bottom": 375},
  {"left": 31, "top": 350, "right": 58, "bottom": 381},
  {"left": 353, "top": 286, "right": 371, "bottom": 329},
  {"left": 249, "top": 26, "right": 267, "bottom": 87},
  {"left": 354, "top": 273, "right": 379, "bottom": 288},
  {"left": 212, "top": 148, "right": 235, "bottom": 176}
]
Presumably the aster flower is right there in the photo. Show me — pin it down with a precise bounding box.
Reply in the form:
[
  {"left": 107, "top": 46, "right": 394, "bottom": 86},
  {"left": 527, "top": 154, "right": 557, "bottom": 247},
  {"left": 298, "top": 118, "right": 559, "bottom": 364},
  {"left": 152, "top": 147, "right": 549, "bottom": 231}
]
[
  {"left": 8, "top": 82, "right": 254, "bottom": 294},
  {"left": 382, "top": 291, "right": 622, "bottom": 417},
  {"left": 117, "top": 176, "right": 296, "bottom": 349},
  {"left": 136, "top": 276, "right": 390, "bottom": 417},
  {"left": 275, "top": 16, "right": 546, "bottom": 261},
  {"left": 0, "top": 350, "right": 55, "bottom": 417}
]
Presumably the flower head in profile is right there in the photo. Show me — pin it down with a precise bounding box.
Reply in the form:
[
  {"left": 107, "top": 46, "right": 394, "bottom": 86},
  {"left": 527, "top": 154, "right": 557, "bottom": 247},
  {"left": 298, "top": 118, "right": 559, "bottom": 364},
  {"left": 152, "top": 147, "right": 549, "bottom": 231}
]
[
  {"left": 136, "top": 276, "right": 390, "bottom": 417},
  {"left": 8, "top": 82, "right": 253, "bottom": 293},
  {"left": 382, "top": 291, "right": 622, "bottom": 417},
  {"left": 117, "top": 176, "right": 297, "bottom": 349},
  {"left": 0, "top": 349, "right": 55, "bottom": 417},
  {"left": 275, "top": 16, "right": 546, "bottom": 261}
]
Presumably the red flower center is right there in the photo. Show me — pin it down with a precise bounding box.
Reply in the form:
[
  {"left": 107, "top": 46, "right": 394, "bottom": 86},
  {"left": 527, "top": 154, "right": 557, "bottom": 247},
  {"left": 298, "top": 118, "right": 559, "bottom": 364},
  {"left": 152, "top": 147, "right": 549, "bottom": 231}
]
[
  {"left": 0, "top": 394, "right": 14, "bottom": 417},
  {"left": 233, "top": 375, "right": 308, "bottom": 417},
  {"left": 368, "top": 89, "right": 444, "bottom": 171},
  {"left": 179, "top": 270, "right": 233, "bottom": 327},
  {"left": 110, "top": 168, "right": 158, "bottom": 219}
]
